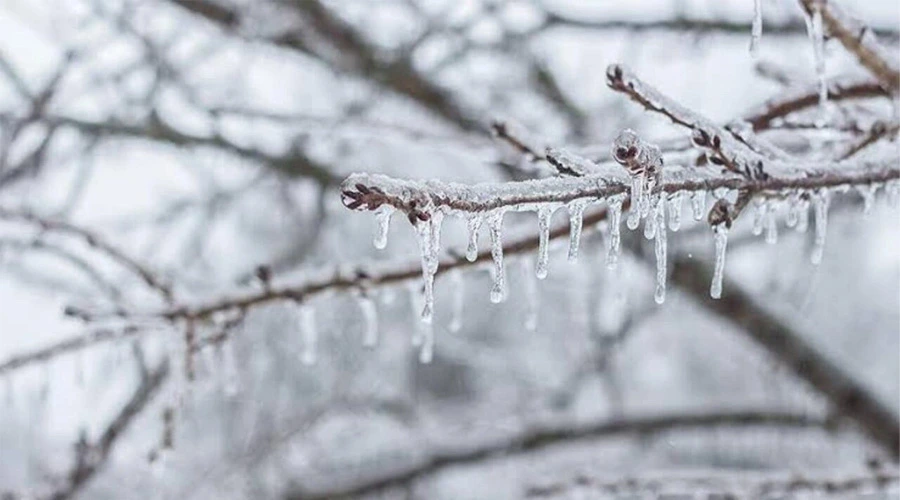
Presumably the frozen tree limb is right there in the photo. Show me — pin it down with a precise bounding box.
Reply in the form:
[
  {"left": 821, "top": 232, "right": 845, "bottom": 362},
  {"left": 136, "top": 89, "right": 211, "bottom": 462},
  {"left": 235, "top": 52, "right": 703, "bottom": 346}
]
[
  {"left": 283, "top": 410, "right": 833, "bottom": 500},
  {"left": 796, "top": 0, "right": 900, "bottom": 92}
]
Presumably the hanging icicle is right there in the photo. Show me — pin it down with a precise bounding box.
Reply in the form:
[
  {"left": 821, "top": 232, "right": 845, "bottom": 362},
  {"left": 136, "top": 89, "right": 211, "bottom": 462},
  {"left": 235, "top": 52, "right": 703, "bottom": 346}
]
[
  {"left": 654, "top": 197, "right": 668, "bottom": 304},
  {"left": 373, "top": 206, "right": 394, "bottom": 250},
  {"left": 465, "top": 214, "right": 482, "bottom": 262},
  {"left": 627, "top": 171, "right": 644, "bottom": 230},
  {"left": 643, "top": 194, "right": 658, "bottom": 240},
  {"left": 488, "top": 212, "right": 506, "bottom": 303},
  {"left": 536, "top": 206, "right": 553, "bottom": 279},
  {"left": 299, "top": 303, "right": 317, "bottom": 366},
  {"left": 567, "top": 199, "right": 587, "bottom": 261},
  {"left": 811, "top": 189, "right": 831, "bottom": 265},
  {"left": 691, "top": 190, "right": 706, "bottom": 221},
  {"left": 804, "top": 2, "right": 828, "bottom": 114},
  {"left": 416, "top": 212, "right": 443, "bottom": 323},
  {"left": 750, "top": 0, "right": 763, "bottom": 56},
  {"left": 765, "top": 201, "right": 778, "bottom": 244},
  {"left": 606, "top": 194, "right": 624, "bottom": 269},
  {"left": 667, "top": 191, "right": 683, "bottom": 232},
  {"left": 752, "top": 197, "right": 766, "bottom": 236},
  {"left": 358, "top": 295, "right": 378, "bottom": 348},
  {"left": 856, "top": 184, "right": 877, "bottom": 215},
  {"left": 710, "top": 224, "right": 730, "bottom": 299}
]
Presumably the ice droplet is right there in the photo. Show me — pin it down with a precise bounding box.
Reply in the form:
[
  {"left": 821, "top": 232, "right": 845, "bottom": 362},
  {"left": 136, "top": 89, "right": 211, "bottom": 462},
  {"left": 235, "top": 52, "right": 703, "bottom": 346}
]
[
  {"left": 691, "top": 190, "right": 706, "bottom": 221},
  {"left": 710, "top": 224, "right": 730, "bottom": 299},
  {"left": 488, "top": 212, "right": 506, "bottom": 303},
  {"left": 606, "top": 194, "right": 624, "bottom": 269},
  {"left": 419, "top": 320, "right": 434, "bottom": 364},
  {"left": 567, "top": 200, "right": 587, "bottom": 261},
  {"left": 811, "top": 189, "right": 831, "bottom": 265},
  {"left": 448, "top": 269, "right": 464, "bottom": 332},
  {"left": 667, "top": 191, "right": 683, "bottom": 231},
  {"left": 299, "top": 303, "right": 317, "bottom": 366},
  {"left": 465, "top": 215, "right": 482, "bottom": 262},
  {"left": 373, "top": 206, "right": 394, "bottom": 250},
  {"left": 536, "top": 206, "right": 553, "bottom": 279},
  {"left": 653, "top": 197, "right": 668, "bottom": 304}
]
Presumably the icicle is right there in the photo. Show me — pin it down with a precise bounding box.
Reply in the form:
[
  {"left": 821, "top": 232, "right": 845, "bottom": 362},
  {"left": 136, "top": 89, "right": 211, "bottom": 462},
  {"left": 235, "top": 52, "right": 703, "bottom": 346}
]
[
  {"left": 359, "top": 295, "right": 378, "bottom": 348},
  {"left": 606, "top": 194, "right": 624, "bottom": 269},
  {"left": 796, "top": 197, "right": 810, "bottom": 233},
  {"left": 750, "top": 0, "right": 763, "bottom": 56},
  {"left": 710, "top": 224, "right": 729, "bottom": 299},
  {"left": 805, "top": 3, "right": 828, "bottom": 112},
  {"left": 536, "top": 206, "right": 552, "bottom": 279},
  {"left": 653, "top": 197, "right": 668, "bottom": 304},
  {"left": 416, "top": 213, "right": 443, "bottom": 323},
  {"left": 488, "top": 212, "right": 506, "bottom": 303},
  {"left": 448, "top": 269, "right": 464, "bottom": 332},
  {"left": 811, "top": 189, "right": 831, "bottom": 265},
  {"left": 765, "top": 202, "right": 778, "bottom": 244},
  {"left": 373, "top": 206, "right": 394, "bottom": 250},
  {"left": 627, "top": 172, "right": 644, "bottom": 230},
  {"left": 885, "top": 181, "right": 899, "bottom": 207},
  {"left": 299, "top": 303, "right": 317, "bottom": 366},
  {"left": 465, "top": 215, "right": 482, "bottom": 262},
  {"left": 691, "top": 190, "right": 706, "bottom": 221},
  {"left": 522, "top": 259, "right": 539, "bottom": 331},
  {"left": 567, "top": 200, "right": 586, "bottom": 261},
  {"left": 786, "top": 193, "right": 800, "bottom": 227},
  {"left": 857, "top": 184, "right": 877, "bottom": 215},
  {"left": 752, "top": 198, "right": 765, "bottom": 236},
  {"left": 667, "top": 191, "right": 683, "bottom": 231},
  {"left": 643, "top": 194, "right": 658, "bottom": 240}
]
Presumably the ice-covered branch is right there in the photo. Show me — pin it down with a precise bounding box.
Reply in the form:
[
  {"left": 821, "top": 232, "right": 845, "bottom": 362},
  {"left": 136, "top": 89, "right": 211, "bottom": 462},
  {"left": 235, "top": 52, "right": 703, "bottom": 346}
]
[
  {"left": 796, "top": 0, "right": 900, "bottom": 92},
  {"left": 528, "top": 468, "right": 899, "bottom": 498},
  {"left": 0, "top": 326, "right": 145, "bottom": 377},
  {"left": 284, "top": 410, "right": 832, "bottom": 500}
]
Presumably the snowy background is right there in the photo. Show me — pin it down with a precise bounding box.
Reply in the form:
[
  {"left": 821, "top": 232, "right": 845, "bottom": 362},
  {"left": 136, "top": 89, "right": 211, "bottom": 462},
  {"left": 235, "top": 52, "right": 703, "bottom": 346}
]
[{"left": 0, "top": 0, "right": 898, "bottom": 498}]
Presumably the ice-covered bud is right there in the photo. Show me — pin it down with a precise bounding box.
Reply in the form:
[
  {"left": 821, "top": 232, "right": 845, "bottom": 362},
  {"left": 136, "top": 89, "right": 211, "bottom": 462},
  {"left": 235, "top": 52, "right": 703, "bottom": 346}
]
[{"left": 611, "top": 129, "right": 640, "bottom": 167}]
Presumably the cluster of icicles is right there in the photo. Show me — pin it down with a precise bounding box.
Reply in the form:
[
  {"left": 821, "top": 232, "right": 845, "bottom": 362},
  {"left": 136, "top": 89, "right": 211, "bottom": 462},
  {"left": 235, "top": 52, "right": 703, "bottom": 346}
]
[{"left": 357, "top": 175, "right": 899, "bottom": 363}]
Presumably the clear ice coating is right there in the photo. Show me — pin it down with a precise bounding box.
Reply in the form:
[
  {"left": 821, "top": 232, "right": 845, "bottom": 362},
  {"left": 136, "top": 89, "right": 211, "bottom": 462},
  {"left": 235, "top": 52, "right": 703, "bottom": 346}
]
[
  {"left": 567, "top": 199, "right": 587, "bottom": 261},
  {"left": 299, "top": 303, "right": 317, "bottom": 366},
  {"left": 691, "top": 190, "right": 706, "bottom": 221},
  {"left": 750, "top": 0, "right": 763, "bottom": 56},
  {"left": 465, "top": 214, "right": 482, "bottom": 262},
  {"left": 536, "top": 206, "right": 553, "bottom": 279},
  {"left": 448, "top": 269, "right": 464, "bottom": 332},
  {"left": 710, "top": 224, "right": 729, "bottom": 299},
  {"left": 606, "top": 194, "right": 624, "bottom": 269},
  {"left": 488, "top": 212, "right": 506, "bottom": 303},
  {"left": 811, "top": 189, "right": 831, "bottom": 265},
  {"left": 627, "top": 172, "right": 644, "bottom": 230},
  {"left": 653, "top": 197, "right": 668, "bottom": 304},
  {"left": 359, "top": 295, "right": 378, "bottom": 348},
  {"left": 373, "top": 205, "right": 394, "bottom": 250},
  {"left": 667, "top": 191, "right": 683, "bottom": 231}
]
